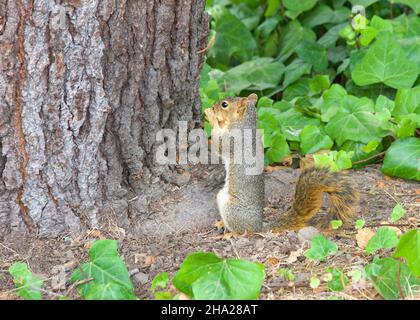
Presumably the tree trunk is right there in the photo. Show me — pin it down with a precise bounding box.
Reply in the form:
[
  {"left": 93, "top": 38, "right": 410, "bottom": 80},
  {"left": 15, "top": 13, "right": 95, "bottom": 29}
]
[{"left": 0, "top": 0, "right": 209, "bottom": 238}]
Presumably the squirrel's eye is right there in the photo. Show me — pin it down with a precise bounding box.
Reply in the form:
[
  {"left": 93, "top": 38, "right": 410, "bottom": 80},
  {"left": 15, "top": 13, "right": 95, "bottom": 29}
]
[{"left": 221, "top": 101, "right": 229, "bottom": 109}]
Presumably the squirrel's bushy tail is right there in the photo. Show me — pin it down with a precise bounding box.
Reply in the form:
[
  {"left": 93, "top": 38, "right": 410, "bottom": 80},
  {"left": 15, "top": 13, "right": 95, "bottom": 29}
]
[{"left": 272, "top": 167, "right": 359, "bottom": 232}]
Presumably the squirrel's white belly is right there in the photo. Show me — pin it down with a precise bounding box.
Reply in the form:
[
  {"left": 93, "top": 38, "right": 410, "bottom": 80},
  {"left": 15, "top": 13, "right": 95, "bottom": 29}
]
[{"left": 217, "top": 160, "right": 230, "bottom": 221}]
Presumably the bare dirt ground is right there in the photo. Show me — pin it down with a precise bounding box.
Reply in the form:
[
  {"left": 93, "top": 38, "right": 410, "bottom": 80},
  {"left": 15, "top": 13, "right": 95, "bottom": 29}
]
[{"left": 0, "top": 165, "right": 418, "bottom": 300}]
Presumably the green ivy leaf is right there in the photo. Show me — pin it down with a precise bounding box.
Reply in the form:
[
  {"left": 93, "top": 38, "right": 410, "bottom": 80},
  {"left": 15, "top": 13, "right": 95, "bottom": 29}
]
[
  {"left": 319, "top": 23, "right": 348, "bottom": 48},
  {"left": 390, "top": 204, "right": 406, "bottom": 223},
  {"left": 381, "top": 137, "right": 420, "bottom": 181},
  {"left": 265, "top": 132, "right": 290, "bottom": 164},
  {"left": 355, "top": 219, "right": 366, "bottom": 230},
  {"left": 70, "top": 240, "right": 136, "bottom": 300},
  {"left": 221, "top": 58, "right": 285, "bottom": 93},
  {"left": 326, "top": 267, "right": 348, "bottom": 292},
  {"left": 361, "top": 140, "right": 379, "bottom": 153},
  {"left": 351, "top": 33, "right": 419, "bottom": 89},
  {"left": 283, "top": 59, "right": 312, "bottom": 88},
  {"left": 296, "top": 40, "right": 328, "bottom": 72},
  {"left": 283, "top": 0, "right": 318, "bottom": 19},
  {"left": 154, "top": 291, "right": 174, "bottom": 300},
  {"left": 394, "top": 0, "right": 420, "bottom": 14},
  {"left": 208, "top": 8, "right": 256, "bottom": 65},
  {"left": 84, "top": 283, "right": 136, "bottom": 300},
  {"left": 393, "top": 86, "right": 420, "bottom": 117},
  {"left": 325, "top": 95, "right": 383, "bottom": 146},
  {"left": 359, "top": 26, "right": 378, "bottom": 46},
  {"left": 277, "top": 268, "right": 296, "bottom": 281},
  {"left": 302, "top": 5, "right": 334, "bottom": 28},
  {"left": 173, "top": 252, "right": 265, "bottom": 300},
  {"left": 305, "top": 234, "right": 338, "bottom": 261},
  {"left": 365, "top": 227, "right": 399, "bottom": 254},
  {"left": 331, "top": 220, "right": 343, "bottom": 230},
  {"left": 349, "top": 0, "right": 379, "bottom": 7},
  {"left": 9, "top": 262, "right": 43, "bottom": 300},
  {"left": 151, "top": 272, "right": 170, "bottom": 292},
  {"left": 309, "top": 75, "right": 331, "bottom": 94},
  {"left": 396, "top": 117, "right": 417, "bottom": 138},
  {"left": 278, "top": 21, "right": 316, "bottom": 61},
  {"left": 300, "top": 125, "right": 334, "bottom": 155},
  {"left": 313, "top": 150, "right": 354, "bottom": 172},
  {"left": 394, "top": 229, "right": 420, "bottom": 276},
  {"left": 349, "top": 269, "right": 363, "bottom": 282},
  {"left": 310, "top": 277, "right": 321, "bottom": 289},
  {"left": 365, "top": 257, "right": 420, "bottom": 299}
]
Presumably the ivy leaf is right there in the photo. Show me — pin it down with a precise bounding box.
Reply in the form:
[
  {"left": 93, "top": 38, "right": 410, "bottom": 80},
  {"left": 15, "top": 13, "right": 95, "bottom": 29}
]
[
  {"left": 151, "top": 272, "right": 170, "bottom": 292},
  {"left": 331, "top": 220, "right": 343, "bottom": 230},
  {"left": 221, "top": 58, "right": 284, "bottom": 93},
  {"left": 325, "top": 95, "right": 383, "bottom": 146},
  {"left": 302, "top": 5, "right": 334, "bottom": 28},
  {"left": 359, "top": 26, "right": 378, "bottom": 46},
  {"left": 296, "top": 40, "right": 328, "bottom": 72},
  {"left": 310, "top": 277, "right": 320, "bottom": 289},
  {"left": 278, "top": 21, "right": 316, "bottom": 61},
  {"left": 326, "top": 267, "right": 348, "bottom": 292},
  {"left": 396, "top": 117, "right": 417, "bottom": 138},
  {"left": 173, "top": 252, "right": 265, "bottom": 300},
  {"left": 309, "top": 75, "right": 331, "bottom": 94},
  {"left": 361, "top": 140, "right": 379, "bottom": 153},
  {"left": 70, "top": 240, "right": 136, "bottom": 300},
  {"left": 277, "top": 268, "right": 296, "bottom": 281},
  {"left": 390, "top": 204, "right": 406, "bottom": 223},
  {"left": 265, "top": 132, "right": 290, "bottom": 164},
  {"left": 365, "top": 227, "right": 399, "bottom": 254},
  {"left": 9, "top": 262, "right": 43, "bottom": 300},
  {"left": 283, "top": 59, "right": 312, "bottom": 88},
  {"left": 381, "top": 137, "right": 420, "bottom": 181},
  {"left": 84, "top": 283, "right": 136, "bottom": 300},
  {"left": 209, "top": 8, "right": 256, "bottom": 65},
  {"left": 300, "top": 125, "right": 333, "bottom": 155},
  {"left": 351, "top": 33, "right": 419, "bottom": 89},
  {"left": 365, "top": 257, "right": 420, "bottom": 300},
  {"left": 349, "top": 0, "right": 379, "bottom": 8},
  {"left": 318, "top": 23, "right": 348, "bottom": 48},
  {"left": 394, "top": 0, "right": 420, "bottom": 14},
  {"left": 283, "top": 0, "right": 318, "bottom": 19},
  {"left": 305, "top": 234, "right": 338, "bottom": 261},
  {"left": 355, "top": 219, "right": 366, "bottom": 230},
  {"left": 314, "top": 150, "right": 353, "bottom": 172},
  {"left": 349, "top": 269, "right": 363, "bottom": 282},
  {"left": 393, "top": 86, "right": 420, "bottom": 117},
  {"left": 394, "top": 229, "right": 420, "bottom": 276}
]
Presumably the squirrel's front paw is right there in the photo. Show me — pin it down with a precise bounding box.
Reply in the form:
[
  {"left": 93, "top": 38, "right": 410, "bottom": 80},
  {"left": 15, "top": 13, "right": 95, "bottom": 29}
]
[{"left": 214, "top": 219, "right": 225, "bottom": 234}]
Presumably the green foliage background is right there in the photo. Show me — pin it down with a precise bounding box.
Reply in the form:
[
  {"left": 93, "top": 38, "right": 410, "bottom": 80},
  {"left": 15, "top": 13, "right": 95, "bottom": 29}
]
[{"left": 200, "top": 0, "right": 420, "bottom": 180}]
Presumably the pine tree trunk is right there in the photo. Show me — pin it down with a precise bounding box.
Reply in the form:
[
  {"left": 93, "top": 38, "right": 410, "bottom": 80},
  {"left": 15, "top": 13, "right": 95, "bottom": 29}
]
[{"left": 0, "top": 0, "right": 209, "bottom": 237}]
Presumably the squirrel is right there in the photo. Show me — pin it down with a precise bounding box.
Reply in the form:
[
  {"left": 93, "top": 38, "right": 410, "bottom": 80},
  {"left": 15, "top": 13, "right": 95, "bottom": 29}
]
[{"left": 204, "top": 93, "right": 359, "bottom": 233}]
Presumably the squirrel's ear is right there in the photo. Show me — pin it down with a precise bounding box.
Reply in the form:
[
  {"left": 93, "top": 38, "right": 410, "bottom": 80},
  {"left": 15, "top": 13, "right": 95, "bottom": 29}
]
[{"left": 247, "top": 93, "right": 258, "bottom": 105}]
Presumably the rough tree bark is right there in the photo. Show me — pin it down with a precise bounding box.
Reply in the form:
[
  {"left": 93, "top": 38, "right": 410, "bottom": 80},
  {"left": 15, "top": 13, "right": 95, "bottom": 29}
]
[{"left": 0, "top": 0, "right": 209, "bottom": 238}]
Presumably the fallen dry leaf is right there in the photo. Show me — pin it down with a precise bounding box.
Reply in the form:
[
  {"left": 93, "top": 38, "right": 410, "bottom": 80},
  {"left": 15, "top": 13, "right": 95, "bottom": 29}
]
[
  {"left": 376, "top": 180, "right": 386, "bottom": 189},
  {"left": 144, "top": 256, "right": 157, "bottom": 266},
  {"left": 356, "top": 228, "right": 375, "bottom": 250},
  {"left": 266, "top": 257, "right": 280, "bottom": 266},
  {"left": 89, "top": 229, "right": 105, "bottom": 239},
  {"left": 286, "top": 247, "right": 305, "bottom": 264}
]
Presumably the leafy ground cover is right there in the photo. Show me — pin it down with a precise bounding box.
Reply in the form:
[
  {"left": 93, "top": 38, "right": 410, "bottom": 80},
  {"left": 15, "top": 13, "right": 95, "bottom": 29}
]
[{"left": 201, "top": 0, "right": 419, "bottom": 181}]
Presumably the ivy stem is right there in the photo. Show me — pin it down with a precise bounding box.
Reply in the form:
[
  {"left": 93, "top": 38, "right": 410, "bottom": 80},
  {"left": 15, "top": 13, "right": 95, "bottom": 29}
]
[
  {"left": 280, "top": 0, "right": 288, "bottom": 24},
  {"left": 352, "top": 151, "right": 385, "bottom": 165},
  {"left": 390, "top": 1, "right": 394, "bottom": 19}
]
